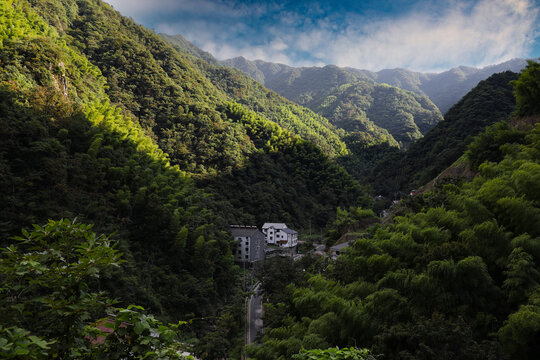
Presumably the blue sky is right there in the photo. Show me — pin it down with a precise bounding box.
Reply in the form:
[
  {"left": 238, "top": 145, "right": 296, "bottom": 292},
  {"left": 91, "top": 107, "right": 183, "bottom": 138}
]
[{"left": 104, "top": 0, "right": 540, "bottom": 72}]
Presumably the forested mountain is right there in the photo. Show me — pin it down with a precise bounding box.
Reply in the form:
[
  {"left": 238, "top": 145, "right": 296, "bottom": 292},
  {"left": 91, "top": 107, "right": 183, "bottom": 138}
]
[
  {"left": 3, "top": 0, "right": 540, "bottom": 358},
  {"left": 27, "top": 0, "right": 369, "bottom": 225},
  {"left": 369, "top": 71, "right": 520, "bottom": 195},
  {"left": 225, "top": 56, "right": 527, "bottom": 114},
  {"left": 224, "top": 57, "right": 443, "bottom": 148},
  {"left": 0, "top": 0, "right": 372, "bottom": 357},
  {"left": 310, "top": 82, "right": 441, "bottom": 147},
  {"left": 159, "top": 33, "right": 220, "bottom": 65},
  {"left": 248, "top": 60, "right": 540, "bottom": 360},
  {"left": 157, "top": 33, "right": 351, "bottom": 159},
  {"left": 165, "top": 45, "right": 349, "bottom": 159},
  {"left": 1, "top": 0, "right": 239, "bottom": 325}
]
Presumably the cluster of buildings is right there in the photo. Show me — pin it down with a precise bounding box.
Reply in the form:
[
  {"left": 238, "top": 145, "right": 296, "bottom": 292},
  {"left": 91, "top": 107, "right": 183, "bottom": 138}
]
[{"left": 230, "top": 222, "right": 298, "bottom": 264}]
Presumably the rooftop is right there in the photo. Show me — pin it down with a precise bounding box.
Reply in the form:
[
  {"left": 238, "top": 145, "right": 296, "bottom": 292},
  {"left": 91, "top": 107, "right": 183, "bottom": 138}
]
[
  {"left": 230, "top": 225, "right": 261, "bottom": 237},
  {"left": 262, "top": 222, "right": 288, "bottom": 229},
  {"left": 330, "top": 241, "right": 352, "bottom": 251},
  {"left": 281, "top": 228, "right": 297, "bottom": 234}
]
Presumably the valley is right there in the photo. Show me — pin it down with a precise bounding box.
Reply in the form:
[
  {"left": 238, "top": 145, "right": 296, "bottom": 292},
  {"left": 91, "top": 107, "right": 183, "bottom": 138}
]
[{"left": 1, "top": 1, "right": 540, "bottom": 359}]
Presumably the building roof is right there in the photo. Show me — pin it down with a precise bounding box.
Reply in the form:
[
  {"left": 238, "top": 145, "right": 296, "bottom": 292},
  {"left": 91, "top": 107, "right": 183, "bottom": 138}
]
[
  {"left": 230, "top": 225, "right": 260, "bottom": 238},
  {"left": 262, "top": 223, "right": 288, "bottom": 229},
  {"left": 330, "top": 241, "right": 352, "bottom": 252},
  {"left": 281, "top": 228, "right": 297, "bottom": 234}
]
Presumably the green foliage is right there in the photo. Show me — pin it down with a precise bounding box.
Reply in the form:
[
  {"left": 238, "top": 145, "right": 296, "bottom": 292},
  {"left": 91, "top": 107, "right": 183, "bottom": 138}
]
[
  {"left": 191, "top": 58, "right": 348, "bottom": 158},
  {"left": 0, "top": 219, "right": 120, "bottom": 357},
  {"left": 466, "top": 121, "right": 527, "bottom": 170},
  {"left": 0, "top": 84, "right": 238, "bottom": 322},
  {"left": 292, "top": 347, "right": 373, "bottom": 360},
  {"left": 0, "top": 219, "right": 191, "bottom": 359},
  {"left": 513, "top": 60, "right": 540, "bottom": 117},
  {"left": 199, "top": 103, "right": 370, "bottom": 228},
  {"left": 311, "top": 82, "right": 442, "bottom": 148},
  {"left": 20, "top": 0, "right": 368, "bottom": 232},
  {"left": 252, "top": 65, "right": 540, "bottom": 358},
  {"left": 0, "top": 326, "right": 53, "bottom": 359},
  {"left": 225, "top": 56, "right": 527, "bottom": 116},
  {"left": 224, "top": 57, "right": 443, "bottom": 150},
  {"left": 503, "top": 248, "right": 540, "bottom": 305},
  {"left": 498, "top": 287, "right": 540, "bottom": 359},
  {"left": 0, "top": 2, "right": 375, "bottom": 358},
  {"left": 370, "top": 71, "right": 519, "bottom": 195},
  {"left": 325, "top": 206, "right": 378, "bottom": 243},
  {"left": 87, "top": 305, "right": 191, "bottom": 359}
]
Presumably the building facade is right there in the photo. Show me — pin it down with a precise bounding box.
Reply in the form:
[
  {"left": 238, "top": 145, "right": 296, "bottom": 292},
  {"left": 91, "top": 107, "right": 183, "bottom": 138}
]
[
  {"left": 262, "top": 223, "right": 298, "bottom": 248},
  {"left": 230, "top": 225, "right": 265, "bottom": 263}
]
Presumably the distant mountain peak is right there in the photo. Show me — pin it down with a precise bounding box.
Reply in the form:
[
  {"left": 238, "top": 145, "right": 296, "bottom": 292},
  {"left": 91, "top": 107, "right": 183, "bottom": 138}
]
[{"left": 223, "top": 55, "right": 527, "bottom": 114}]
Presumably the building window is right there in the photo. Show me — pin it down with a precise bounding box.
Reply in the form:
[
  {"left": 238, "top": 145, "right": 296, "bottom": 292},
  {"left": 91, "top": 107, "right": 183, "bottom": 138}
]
[
  {"left": 245, "top": 247, "right": 249, "bottom": 252},
  {"left": 245, "top": 255, "right": 248, "bottom": 259},
  {"left": 238, "top": 250, "right": 241, "bottom": 254}
]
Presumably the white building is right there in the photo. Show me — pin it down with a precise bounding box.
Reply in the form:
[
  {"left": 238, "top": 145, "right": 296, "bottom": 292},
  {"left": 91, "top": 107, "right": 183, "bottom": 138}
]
[
  {"left": 262, "top": 223, "right": 298, "bottom": 248},
  {"left": 230, "top": 225, "right": 265, "bottom": 263}
]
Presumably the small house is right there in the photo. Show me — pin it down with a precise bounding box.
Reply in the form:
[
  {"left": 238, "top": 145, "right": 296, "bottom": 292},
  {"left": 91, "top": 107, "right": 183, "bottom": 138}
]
[
  {"left": 330, "top": 241, "right": 352, "bottom": 260},
  {"left": 262, "top": 223, "right": 298, "bottom": 248}
]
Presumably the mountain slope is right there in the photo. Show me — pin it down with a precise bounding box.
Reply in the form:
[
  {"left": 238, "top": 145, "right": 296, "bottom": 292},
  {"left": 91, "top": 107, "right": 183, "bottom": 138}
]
[
  {"left": 159, "top": 33, "right": 219, "bottom": 65},
  {"left": 28, "top": 0, "right": 368, "bottom": 226},
  {"left": 311, "top": 82, "right": 442, "bottom": 146},
  {"left": 224, "top": 57, "right": 442, "bottom": 148},
  {"left": 370, "top": 71, "right": 519, "bottom": 195},
  {"left": 0, "top": 0, "right": 239, "bottom": 323},
  {"left": 160, "top": 42, "right": 349, "bottom": 158},
  {"left": 2, "top": 0, "right": 371, "bottom": 329},
  {"left": 248, "top": 61, "right": 540, "bottom": 360},
  {"left": 226, "top": 56, "right": 527, "bottom": 115}
]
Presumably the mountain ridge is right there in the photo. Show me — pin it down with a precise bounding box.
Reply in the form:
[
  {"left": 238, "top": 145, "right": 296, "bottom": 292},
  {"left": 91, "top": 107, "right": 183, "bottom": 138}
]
[
  {"left": 224, "top": 56, "right": 527, "bottom": 114},
  {"left": 161, "top": 32, "right": 443, "bottom": 149}
]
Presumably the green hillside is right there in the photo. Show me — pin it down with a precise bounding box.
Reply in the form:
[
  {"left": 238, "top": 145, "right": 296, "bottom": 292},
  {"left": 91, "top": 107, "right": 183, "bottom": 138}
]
[
  {"left": 346, "top": 60, "right": 526, "bottom": 114},
  {"left": 0, "top": 0, "right": 239, "bottom": 324},
  {"left": 224, "top": 57, "right": 443, "bottom": 148},
  {"left": 25, "top": 0, "right": 367, "bottom": 226},
  {"left": 170, "top": 48, "right": 349, "bottom": 158},
  {"left": 311, "top": 82, "right": 442, "bottom": 147},
  {"left": 370, "top": 71, "right": 519, "bottom": 195},
  {"left": 159, "top": 33, "right": 220, "bottom": 65},
  {"left": 0, "top": 1, "right": 371, "bottom": 356},
  {"left": 226, "top": 56, "right": 526, "bottom": 122},
  {"left": 248, "top": 60, "right": 540, "bottom": 360}
]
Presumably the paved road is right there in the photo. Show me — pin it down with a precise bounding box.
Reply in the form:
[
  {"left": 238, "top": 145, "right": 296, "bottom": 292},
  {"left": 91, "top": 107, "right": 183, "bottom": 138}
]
[
  {"left": 314, "top": 244, "right": 326, "bottom": 252},
  {"left": 247, "top": 284, "right": 263, "bottom": 344}
]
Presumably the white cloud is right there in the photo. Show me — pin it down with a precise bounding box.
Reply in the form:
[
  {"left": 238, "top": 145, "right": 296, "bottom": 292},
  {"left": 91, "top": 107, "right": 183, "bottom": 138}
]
[
  {"left": 105, "top": 0, "right": 539, "bottom": 72},
  {"left": 298, "top": 0, "right": 539, "bottom": 71}
]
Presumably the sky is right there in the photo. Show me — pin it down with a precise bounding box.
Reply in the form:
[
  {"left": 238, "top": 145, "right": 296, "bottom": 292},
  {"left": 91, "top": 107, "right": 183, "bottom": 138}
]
[{"left": 104, "top": 0, "right": 540, "bottom": 72}]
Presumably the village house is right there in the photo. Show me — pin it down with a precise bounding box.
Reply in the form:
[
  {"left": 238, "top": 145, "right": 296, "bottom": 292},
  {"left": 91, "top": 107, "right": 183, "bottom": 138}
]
[
  {"left": 230, "top": 225, "right": 265, "bottom": 264},
  {"left": 330, "top": 241, "right": 352, "bottom": 260},
  {"left": 262, "top": 223, "right": 298, "bottom": 248}
]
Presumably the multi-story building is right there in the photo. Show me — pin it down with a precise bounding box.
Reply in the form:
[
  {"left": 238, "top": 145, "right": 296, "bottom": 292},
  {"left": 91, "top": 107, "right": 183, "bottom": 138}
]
[
  {"left": 261, "top": 223, "right": 298, "bottom": 248},
  {"left": 230, "top": 225, "right": 265, "bottom": 263}
]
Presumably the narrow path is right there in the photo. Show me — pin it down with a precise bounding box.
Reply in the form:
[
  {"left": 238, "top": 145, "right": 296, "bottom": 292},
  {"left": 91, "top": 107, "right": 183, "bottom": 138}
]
[{"left": 247, "top": 283, "right": 263, "bottom": 345}]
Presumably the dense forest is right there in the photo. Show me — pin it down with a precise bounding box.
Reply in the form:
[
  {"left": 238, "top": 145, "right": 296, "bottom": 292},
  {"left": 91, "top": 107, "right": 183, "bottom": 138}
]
[
  {"left": 0, "top": 0, "right": 368, "bottom": 358},
  {"left": 223, "top": 57, "right": 443, "bottom": 149},
  {"left": 368, "top": 71, "right": 520, "bottom": 195},
  {"left": 226, "top": 56, "right": 526, "bottom": 114},
  {"left": 310, "top": 82, "right": 441, "bottom": 147},
  {"left": 2, "top": 0, "right": 540, "bottom": 359},
  {"left": 247, "top": 60, "right": 540, "bottom": 360}
]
